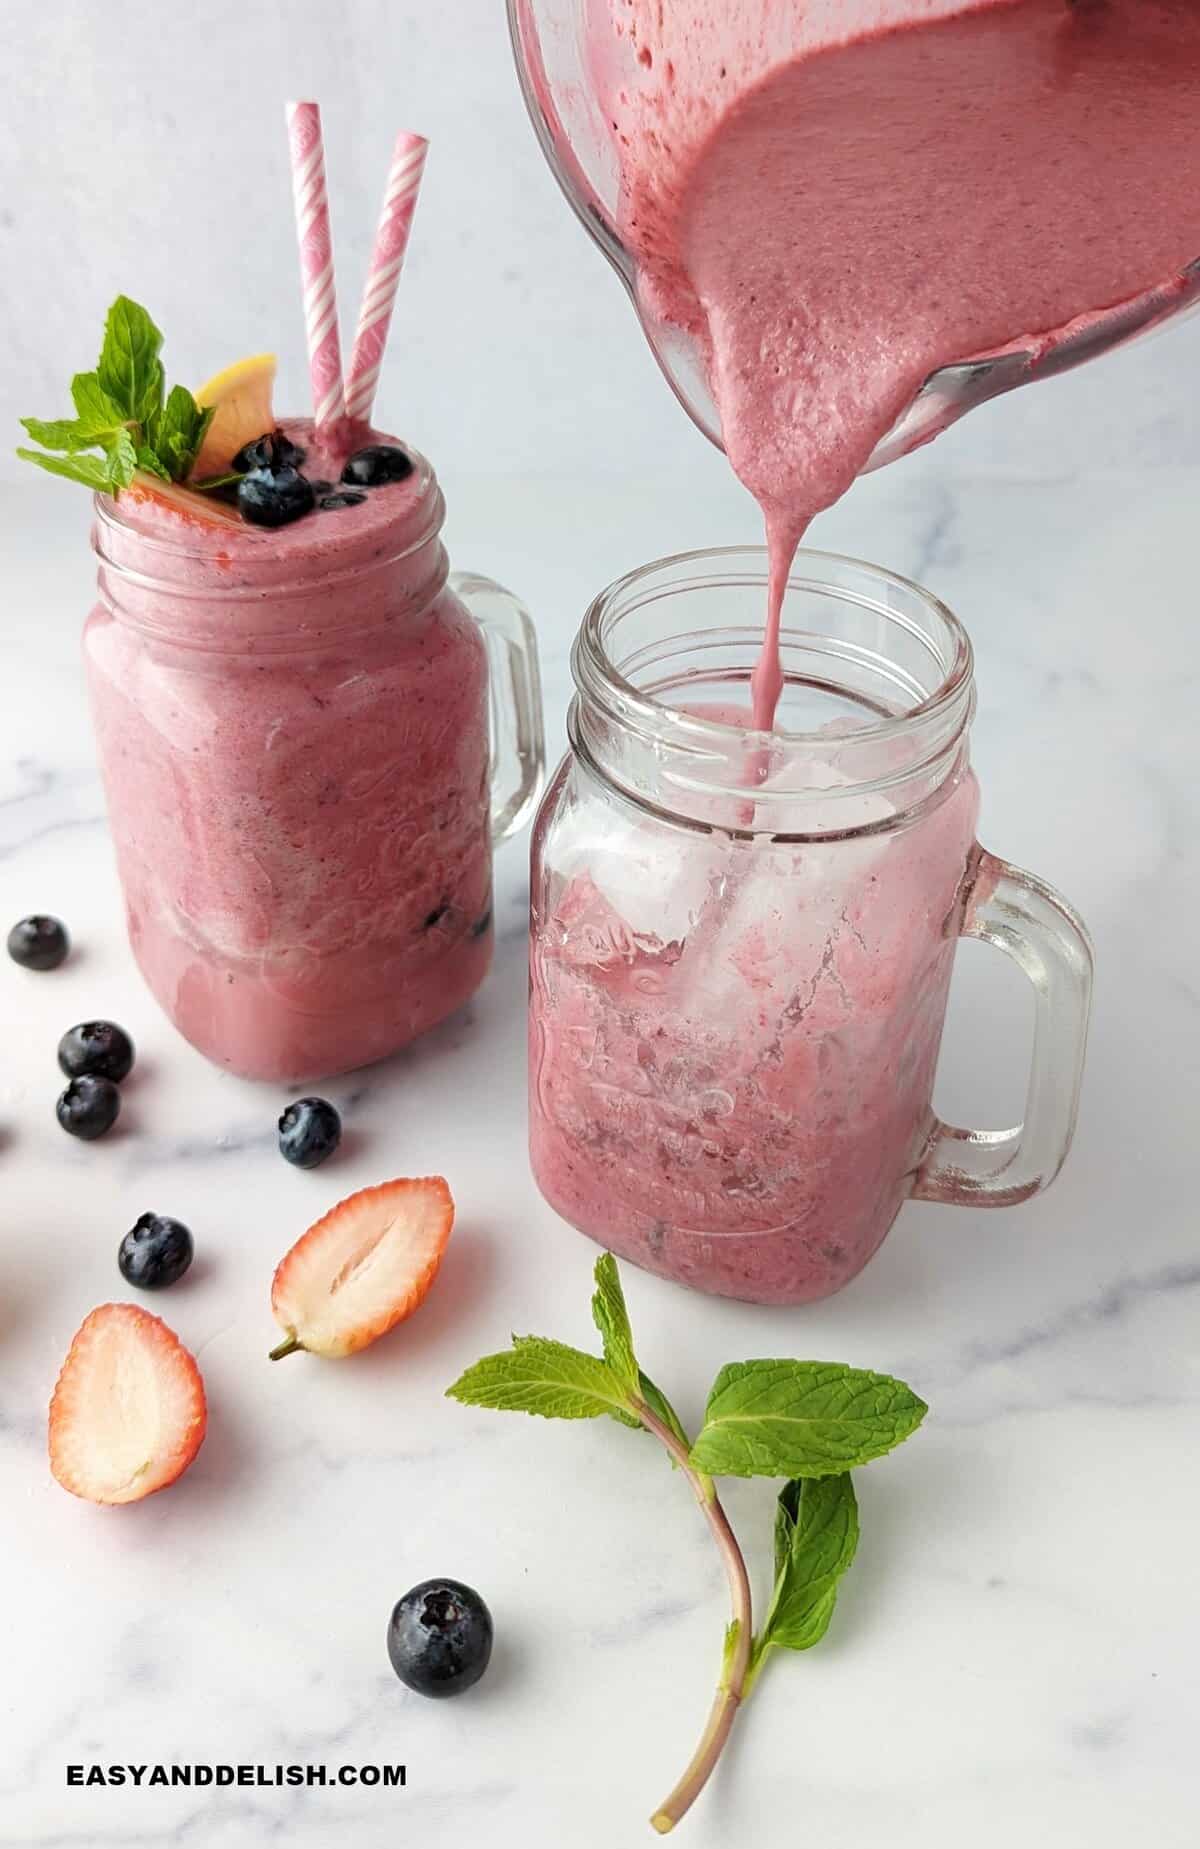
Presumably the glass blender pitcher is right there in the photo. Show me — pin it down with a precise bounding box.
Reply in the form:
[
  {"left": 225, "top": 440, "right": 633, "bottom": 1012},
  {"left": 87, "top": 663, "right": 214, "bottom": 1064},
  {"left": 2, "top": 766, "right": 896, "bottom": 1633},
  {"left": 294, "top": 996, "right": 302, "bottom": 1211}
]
[{"left": 508, "top": 0, "right": 1200, "bottom": 468}]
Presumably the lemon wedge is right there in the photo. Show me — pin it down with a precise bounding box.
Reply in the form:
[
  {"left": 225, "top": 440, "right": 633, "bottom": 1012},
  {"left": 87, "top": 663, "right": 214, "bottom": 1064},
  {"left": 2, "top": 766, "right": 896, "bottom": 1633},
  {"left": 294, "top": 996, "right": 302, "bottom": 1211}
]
[{"left": 190, "top": 353, "right": 277, "bottom": 477}]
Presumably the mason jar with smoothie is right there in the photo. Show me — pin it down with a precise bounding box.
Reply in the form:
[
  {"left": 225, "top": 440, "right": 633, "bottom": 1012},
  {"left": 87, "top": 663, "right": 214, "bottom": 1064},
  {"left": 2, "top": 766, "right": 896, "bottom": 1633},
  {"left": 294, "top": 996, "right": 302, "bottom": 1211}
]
[
  {"left": 19, "top": 112, "right": 544, "bottom": 1084},
  {"left": 87, "top": 426, "right": 542, "bottom": 1082},
  {"left": 514, "top": 0, "right": 1200, "bottom": 1300}
]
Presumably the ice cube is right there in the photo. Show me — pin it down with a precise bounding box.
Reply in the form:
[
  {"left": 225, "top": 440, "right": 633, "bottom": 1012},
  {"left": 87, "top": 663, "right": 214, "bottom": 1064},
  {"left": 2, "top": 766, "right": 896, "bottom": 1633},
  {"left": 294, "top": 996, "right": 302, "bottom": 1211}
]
[{"left": 551, "top": 801, "right": 722, "bottom": 946}]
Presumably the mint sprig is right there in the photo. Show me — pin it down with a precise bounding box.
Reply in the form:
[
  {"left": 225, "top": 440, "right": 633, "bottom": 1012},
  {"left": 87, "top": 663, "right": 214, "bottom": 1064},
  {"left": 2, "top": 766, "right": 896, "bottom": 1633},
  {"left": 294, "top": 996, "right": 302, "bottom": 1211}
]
[
  {"left": 17, "top": 296, "right": 213, "bottom": 493},
  {"left": 447, "top": 1254, "right": 926, "bottom": 1834}
]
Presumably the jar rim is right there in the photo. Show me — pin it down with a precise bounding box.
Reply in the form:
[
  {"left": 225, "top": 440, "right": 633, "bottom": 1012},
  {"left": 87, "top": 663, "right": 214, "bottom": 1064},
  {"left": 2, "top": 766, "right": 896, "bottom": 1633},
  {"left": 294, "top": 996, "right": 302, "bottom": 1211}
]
[
  {"left": 574, "top": 543, "right": 974, "bottom": 748},
  {"left": 91, "top": 448, "right": 445, "bottom": 602},
  {"left": 568, "top": 544, "right": 977, "bottom": 835}
]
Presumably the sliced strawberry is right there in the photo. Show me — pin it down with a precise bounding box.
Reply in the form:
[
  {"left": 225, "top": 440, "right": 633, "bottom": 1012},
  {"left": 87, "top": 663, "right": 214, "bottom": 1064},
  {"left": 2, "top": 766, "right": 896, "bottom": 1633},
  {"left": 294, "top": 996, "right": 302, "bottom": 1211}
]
[
  {"left": 269, "top": 1177, "right": 454, "bottom": 1360},
  {"left": 124, "top": 470, "right": 244, "bottom": 530},
  {"left": 49, "top": 1304, "right": 207, "bottom": 1505}
]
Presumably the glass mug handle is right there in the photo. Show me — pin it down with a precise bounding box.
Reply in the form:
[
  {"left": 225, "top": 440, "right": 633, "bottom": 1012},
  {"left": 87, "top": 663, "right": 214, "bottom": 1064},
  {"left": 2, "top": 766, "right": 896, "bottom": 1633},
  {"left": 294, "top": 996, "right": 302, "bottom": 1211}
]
[
  {"left": 450, "top": 571, "right": 546, "bottom": 842},
  {"left": 915, "top": 849, "right": 1094, "bottom": 1207}
]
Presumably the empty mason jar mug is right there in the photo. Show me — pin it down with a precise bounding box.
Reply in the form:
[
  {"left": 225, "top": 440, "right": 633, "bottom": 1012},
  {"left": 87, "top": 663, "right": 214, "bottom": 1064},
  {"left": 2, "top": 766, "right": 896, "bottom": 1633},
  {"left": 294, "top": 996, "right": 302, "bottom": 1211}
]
[{"left": 528, "top": 547, "right": 1093, "bottom": 1304}]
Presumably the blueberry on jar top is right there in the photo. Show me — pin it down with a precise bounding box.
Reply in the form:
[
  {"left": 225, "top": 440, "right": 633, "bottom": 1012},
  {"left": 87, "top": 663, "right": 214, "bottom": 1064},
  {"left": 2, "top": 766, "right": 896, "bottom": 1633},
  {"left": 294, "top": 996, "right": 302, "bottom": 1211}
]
[
  {"left": 237, "top": 467, "right": 316, "bottom": 529},
  {"left": 232, "top": 430, "right": 307, "bottom": 474},
  {"left": 340, "top": 445, "right": 414, "bottom": 488}
]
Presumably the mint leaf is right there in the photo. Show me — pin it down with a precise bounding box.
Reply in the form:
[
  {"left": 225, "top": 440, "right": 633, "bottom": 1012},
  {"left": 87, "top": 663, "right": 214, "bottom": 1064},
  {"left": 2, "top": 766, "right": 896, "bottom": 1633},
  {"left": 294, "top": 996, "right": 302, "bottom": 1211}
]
[
  {"left": 767, "top": 1474, "right": 858, "bottom": 1641},
  {"left": 773, "top": 1478, "right": 798, "bottom": 1579},
  {"left": 71, "top": 371, "right": 127, "bottom": 434},
  {"left": 746, "top": 1476, "right": 859, "bottom": 1686},
  {"left": 19, "top": 417, "right": 96, "bottom": 452},
  {"left": 192, "top": 404, "right": 215, "bottom": 466},
  {"left": 591, "top": 1253, "right": 639, "bottom": 1394},
  {"left": 16, "top": 448, "right": 117, "bottom": 489},
  {"left": 764, "top": 1582, "right": 838, "bottom": 1654},
  {"left": 19, "top": 296, "right": 213, "bottom": 496},
  {"left": 688, "top": 1360, "right": 926, "bottom": 1479},
  {"left": 636, "top": 1368, "right": 691, "bottom": 1467},
  {"left": 136, "top": 446, "right": 172, "bottom": 482},
  {"left": 19, "top": 373, "right": 133, "bottom": 472},
  {"left": 151, "top": 384, "right": 210, "bottom": 481},
  {"left": 105, "top": 427, "right": 138, "bottom": 488},
  {"left": 97, "top": 296, "right": 164, "bottom": 426},
  {"left": 589, "top": 1256, "right": 694, "bottom": 1463},
  {"left": 17, "top": 433, "right": 132, "bottom": 490},
  {"left": 447, "top": 1336, "right": 639, "bottom": 1426},
  {"left": 192, "top": 470, "right": 243, "bottom": 492}
]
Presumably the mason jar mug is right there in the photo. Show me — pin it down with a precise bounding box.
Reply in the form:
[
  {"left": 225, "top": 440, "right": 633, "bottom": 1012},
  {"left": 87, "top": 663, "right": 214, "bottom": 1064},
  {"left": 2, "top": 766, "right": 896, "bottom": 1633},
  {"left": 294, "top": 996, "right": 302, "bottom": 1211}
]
[
  {"left": 528, "top": 548, "right": 1093, "bottom": 1304},
  {"left": 86, "top": 454, "right": 543, "bottom": 1082}
]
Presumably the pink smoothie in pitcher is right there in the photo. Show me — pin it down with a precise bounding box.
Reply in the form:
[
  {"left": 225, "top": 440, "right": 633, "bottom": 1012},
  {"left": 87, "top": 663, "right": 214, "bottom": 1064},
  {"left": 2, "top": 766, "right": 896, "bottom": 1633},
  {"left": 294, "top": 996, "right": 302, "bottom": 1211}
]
[
  {"left": 600, "top": 0, "right": 1200, "bottom": 725},
  {"left": 86, "top": 424, "right": 493, "bottom": 1082}
]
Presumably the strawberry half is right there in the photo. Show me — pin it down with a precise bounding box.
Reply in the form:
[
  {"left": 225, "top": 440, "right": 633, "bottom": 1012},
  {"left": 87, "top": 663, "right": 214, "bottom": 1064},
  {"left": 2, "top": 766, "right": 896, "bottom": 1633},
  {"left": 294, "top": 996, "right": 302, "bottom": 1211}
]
[
  {"left": 269, "top": 1177, "right": 454, "bottom": 1360},
  {"left": 49, "top": 1304, "right": 207, "bottom": 1505},
  {"left": 125, "top": 471, "right": 244, "bottom": 530}
]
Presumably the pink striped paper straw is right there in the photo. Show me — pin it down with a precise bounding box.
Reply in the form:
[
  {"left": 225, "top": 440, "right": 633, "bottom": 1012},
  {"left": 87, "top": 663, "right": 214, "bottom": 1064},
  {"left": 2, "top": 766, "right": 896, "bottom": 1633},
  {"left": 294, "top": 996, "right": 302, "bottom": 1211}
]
[
  {"left": 285, "top": 100, "right": 345, "bottom": 429},
  {"left": 344, "top": 131, "right": 429, "bottom": 425}
]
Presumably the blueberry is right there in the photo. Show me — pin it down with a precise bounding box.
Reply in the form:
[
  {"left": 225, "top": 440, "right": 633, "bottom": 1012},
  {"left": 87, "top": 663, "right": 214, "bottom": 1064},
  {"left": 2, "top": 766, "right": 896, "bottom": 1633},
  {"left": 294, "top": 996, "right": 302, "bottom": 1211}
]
[
  {"left": 341, "top": 445, "right": 414, "bottom": 488},
  {"left": 387, "top": 1579, "right": 493, "bottom": 1699},
  {"left": 231, "top": 435, "right": 269, "bottom": 473},
  {"left": 230, "top": 435, "right": 269, "bottom": 473},
  {"left": 319, "top": 491, "right": 368, "bottom": 511},
  {"left": 58, "top": 1020, "right": 135, "bottom": 1084},
  {"left": 7, "top": 915, "right": 69, "bottom": 971},
  {"left": 278, "top": 1096, "right": 342, "bottom": 1169},
  {"left": 56, "top": 1074, "right": 120, "bottom": 1141},
  {"left": 118, "top": 1212, "right": 194, "bottom": 1290},
  {"left": 238, "top": 467, "right": 316, "bottom": 528},
  {"left": 232, "top": 430, "right": 307, "bottom": 474},
  {"left": 307, "top": 479, "right": 334, "bottom": 497}
]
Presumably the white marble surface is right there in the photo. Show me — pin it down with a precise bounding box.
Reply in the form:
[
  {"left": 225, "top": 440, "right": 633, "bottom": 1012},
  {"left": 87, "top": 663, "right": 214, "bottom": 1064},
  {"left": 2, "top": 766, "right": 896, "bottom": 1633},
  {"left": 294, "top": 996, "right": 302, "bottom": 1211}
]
[{"left": 2, "top": 449, "right": 1199, "bottom": 1849}]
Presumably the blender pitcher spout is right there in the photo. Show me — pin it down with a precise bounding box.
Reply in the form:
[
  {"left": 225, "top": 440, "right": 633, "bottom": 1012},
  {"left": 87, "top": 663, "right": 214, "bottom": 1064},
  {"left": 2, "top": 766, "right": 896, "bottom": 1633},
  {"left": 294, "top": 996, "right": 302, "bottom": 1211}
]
[{"left": 867, "top": 259, "right": 1200, "bottom": 474}]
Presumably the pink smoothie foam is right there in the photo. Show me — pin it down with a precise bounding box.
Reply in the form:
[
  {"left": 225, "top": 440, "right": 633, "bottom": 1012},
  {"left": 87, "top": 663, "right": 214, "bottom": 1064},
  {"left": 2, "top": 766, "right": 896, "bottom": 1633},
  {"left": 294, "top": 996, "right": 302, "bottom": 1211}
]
[
  {"left": 600, "top": 0, "right": 1200, "bottom": 725},
  {"left": 86, "top": 423, "right": 492, "bottom": 1081}
]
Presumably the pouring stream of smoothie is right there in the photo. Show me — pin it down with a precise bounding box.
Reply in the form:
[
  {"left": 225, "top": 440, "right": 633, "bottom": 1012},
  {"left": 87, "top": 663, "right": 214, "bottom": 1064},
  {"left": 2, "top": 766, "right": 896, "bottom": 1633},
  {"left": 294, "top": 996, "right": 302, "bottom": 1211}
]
[{"left": 598, "top": 0, "right": 1200, "bottom": 731}]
